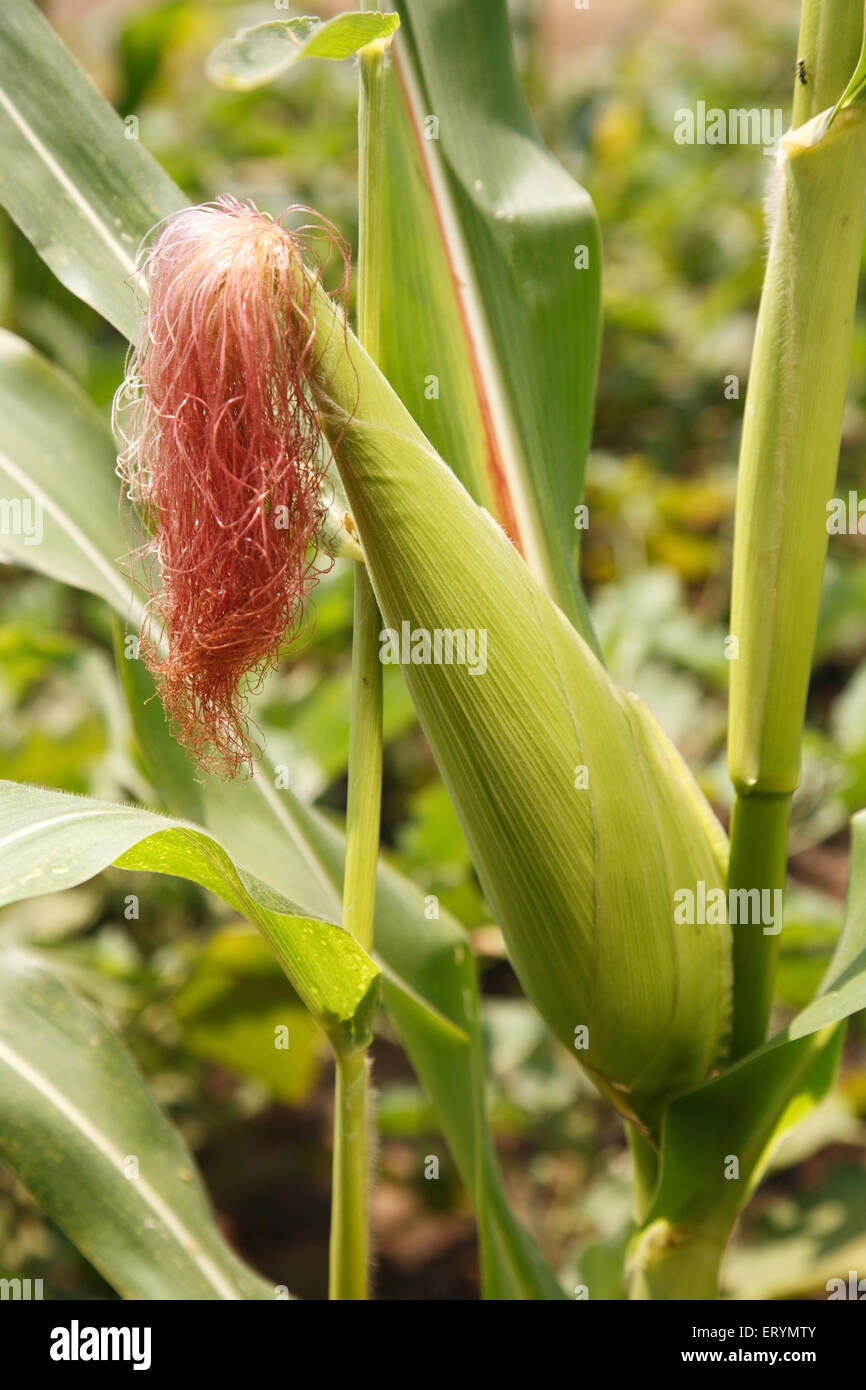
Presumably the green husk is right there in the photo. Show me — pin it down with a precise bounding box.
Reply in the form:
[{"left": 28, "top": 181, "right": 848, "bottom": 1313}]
[{"left": 303, "top": 279, "right": 731, "bottom": 1132}]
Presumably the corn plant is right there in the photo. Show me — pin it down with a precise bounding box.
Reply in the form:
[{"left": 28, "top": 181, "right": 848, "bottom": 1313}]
[{"left": 0, "top": 0, "right": 866, "bottom": 1302}]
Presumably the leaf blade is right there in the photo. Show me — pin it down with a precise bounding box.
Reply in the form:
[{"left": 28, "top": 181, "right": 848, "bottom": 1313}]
[
  {"left": 0, "top": 0, "right": 186, "bottom": 337},
  {"left": 632, "top": 805, "right": 866, "bottom": 1282},
  {"left": 0, "top": 780, "right": 379, "bottom": 1053},
  {"left": 384, "top": 0, "right": 602, "bottom": 641},
  {"left": 206, "top": 13, "right": 401, "bottom": 92},
  {"left": 119, "top": 650, "right": 563, "bottom": 1298},
  {"left": 0, "top": 330, "right": 144, "bottom": 617},
  {"left": 0, "top": 948, "right": 273, "bottom": 1299},
  {"left": 0, "top": 330, "right": 560, "bottom": 1296}
]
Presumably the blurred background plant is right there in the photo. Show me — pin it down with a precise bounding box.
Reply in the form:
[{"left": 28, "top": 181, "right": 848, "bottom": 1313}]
[{"left": 1, "top": 0, "right": 865, "bottom": 1299}]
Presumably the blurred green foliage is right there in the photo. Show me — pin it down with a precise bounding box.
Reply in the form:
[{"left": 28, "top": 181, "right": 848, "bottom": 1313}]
[{"left": 1, "top": 0, "right": 865, "bottom": 1298}]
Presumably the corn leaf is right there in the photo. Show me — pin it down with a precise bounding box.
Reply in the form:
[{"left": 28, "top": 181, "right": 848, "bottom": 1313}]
[
  {"left": 207, "top": 13, "right": 400, "bottom": 91},
  {"left": 0, "top": 329, "right": 147, "bottom": 616},
  {"left": 631, "top": 803, "right": 866, "bottom": 1290},
  {"left": 831, "top": 9, "right": 866, "bottom": 120},
  {"left": 629, "top": 1024, "right": 844, "bottom": 1298},
  {"left": 0, "top": 947, "right": 273, "bottom": 1299},
  {"left": 204, "top": 0, "right": 602, "bottom": 645},
  {"left": 788, "top": 805, "right": 866, "bottom": 1035},
  {"left": 0, "top": 0, "right": 569, "bottom": 1271},
  {"left": 118, "top": 643, "right": 565, "bottom": 1300},
  {"left": 0, "top": 2, "right": 560, "bottom": 1295},
  {"left": 638, "top": 1027, "right": 844, "bottom": 1242},
  {"left": 0, "top": 780, "right": 379, "bottom": 1054},
  {"left": 174, "top": 927, "right": 325, "bottom": 1106},
  {"left": 378, "top": 77, "right": 497, "bottom": 519},
  {"left": 381, "top": 0, "right": 602, "bottom": 643},
  {"left": 0, "top": 0, "right": 186, "bottom": 339},
  {"left": 723, "top": 1162, "right": 866, "bottom": 1299},
  {"left": 0, "top": 331, "right": 562, "bottom": 1298}
]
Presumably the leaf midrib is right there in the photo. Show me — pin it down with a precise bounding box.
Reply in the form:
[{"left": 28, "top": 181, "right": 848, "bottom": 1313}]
[
  {"left": 0, "top": 448, "right": 145, "bottom": 624},
  {"left": 0, "top": 84, "right": 138, "bottom": 279},
  {"left": 0, "top": 1028, "right": 241, "bottom": 1299}
]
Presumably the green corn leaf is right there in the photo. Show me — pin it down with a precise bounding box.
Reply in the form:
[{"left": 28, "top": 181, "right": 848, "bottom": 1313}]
[
  {"left": 117, "top": 643, "right": 564, "bottom": 1300},
  {"left": 381, "top": 0, "right": 602, "bottom": 644},
  {"left": 173, "top": 926, "right": 325, "bottom": 1106},
  {"left": 629, "top": 1024, "right": 844, "bottom": 1299},
  {"left": 378, "top": 77, "right": 497, "bottom": 520},
  {"left": 0, "top": 780, "right": 379, "bottom": 1054},
  {"left": 207, "top": 13, "right": 400, "bottom": 91},
  {"left": 0, "top": 328, "right": 561, "bottom": 1298},
  {"left": 792, "top": 2, "right": 866, "bottom": 128},
  {"left": 0, "top": 329, "right": 147, "bottom": 617},
  {"left": 0, "top": 0, "right": 186, "bottom": 339},
  {"left": 0, "top": 0, "right": 601, "bottom": 1294},
  {"left": 829, "top": 8, "right": 866, "bottom": 121},
  {"left": 0, "top": 947, "right": 273, "bottom": 1299},
  {"left": 791, "top": 805, "right": 866, "bottom": 1034},
  {"left": 630, "top": 802, "right": 866, "bottom": 1297},
  {"left": 303, "top": 283, "right": 732, "bottom": 1131},
  {"left": 204, "top": 0, "right": 602, "bottom": 645},
  {"left": 723, "top": 1161, "right": 866, "bottom": 1299},
  {"left": 114, "top": 624, "right": 467, "bottom": 1049}
]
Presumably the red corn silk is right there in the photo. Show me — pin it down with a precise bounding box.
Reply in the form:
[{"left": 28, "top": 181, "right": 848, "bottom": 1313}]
[{"left": 116, "top": 196, "right": 349, "bottom": 777}]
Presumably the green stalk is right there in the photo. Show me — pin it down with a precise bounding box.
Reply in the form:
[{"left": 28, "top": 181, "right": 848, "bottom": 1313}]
[
  {"left": 327, "top": 2, "right": 387, "bottom": 1302},
  {"left": 727, "top": 4, "right": 866, "bottom": 1059},
  {"left": 348, "top": 5, "right": 387, "bottom": 959},
  {"left": 627, "top": 1127, "right": 659, "bottom": 1225},
  {"left": 628, "top": 1221, "right": 725, "bottom": 1302},
  {"left": 341, "top": 568, "right": 384, "bottom": 958},
  {"left": 356, "top": 26, "right": 385, "bottom": 364},
  {"left": 328, "top": 561, "right": 381, "bottom": 1300},
  {"left": 792, "top": 0, "right": 864, "bottom": 126},
  {"left": 329, "top": 1048, "right": 371, "bottom": 1300},
  {"left": 728, "top": 793, "right": 791, "bottom": 1057}
]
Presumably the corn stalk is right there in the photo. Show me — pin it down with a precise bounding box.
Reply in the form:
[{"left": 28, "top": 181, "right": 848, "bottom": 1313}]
[
  {"left": 727, "top": 0, "right": 866, "bottom": 1058},
  {"left": 328, "top": 1, "right": 388, "bottom": 1302}
]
